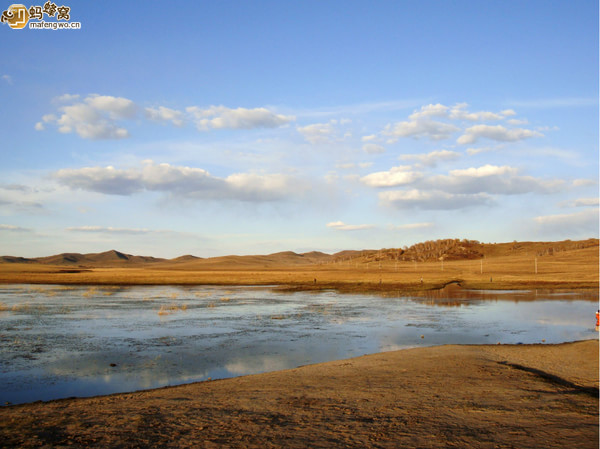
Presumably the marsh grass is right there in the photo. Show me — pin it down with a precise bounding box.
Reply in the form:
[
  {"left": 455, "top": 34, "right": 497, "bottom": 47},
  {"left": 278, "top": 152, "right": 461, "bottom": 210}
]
[
  {"left": 157, "top": 303, "right": 188, "bottom": 316},
  {"left": 82, "top": 287, "right": 98, "bottom": 298}
]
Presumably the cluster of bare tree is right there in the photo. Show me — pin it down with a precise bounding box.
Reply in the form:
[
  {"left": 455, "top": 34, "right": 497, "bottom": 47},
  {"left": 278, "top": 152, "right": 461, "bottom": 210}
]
[
  {"left": 533, "top": 239, "right": 598, "bottom": 257},
  {"left": 328, "top": 238, "right": 598, "bottom": 265},
  {"left": 338, "top": 239, "right": 484, "bottom": 264}
]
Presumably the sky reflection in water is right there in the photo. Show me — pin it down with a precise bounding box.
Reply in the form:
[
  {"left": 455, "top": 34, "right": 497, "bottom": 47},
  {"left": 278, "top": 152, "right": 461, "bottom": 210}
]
[{"left": 0, "top": 285, "right": 597, "bottom": 405}]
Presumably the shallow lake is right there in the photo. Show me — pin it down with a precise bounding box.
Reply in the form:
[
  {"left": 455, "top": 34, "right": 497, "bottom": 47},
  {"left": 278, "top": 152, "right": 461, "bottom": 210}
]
[{"left": 0, "top": 284, "right": 597, "bottom": 405}]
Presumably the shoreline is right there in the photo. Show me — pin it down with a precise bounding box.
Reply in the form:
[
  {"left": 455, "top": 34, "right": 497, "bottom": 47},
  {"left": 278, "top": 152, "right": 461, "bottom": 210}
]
[
  {"left": 1, "top": 340, "right": 597, "bottom": 448},
  {"left": 0, "top": 268, "right": 598, "bottom": 294}
]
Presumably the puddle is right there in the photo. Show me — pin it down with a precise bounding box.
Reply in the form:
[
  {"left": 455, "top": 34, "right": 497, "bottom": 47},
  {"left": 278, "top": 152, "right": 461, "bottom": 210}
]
[{"left": 0, "top": 284, "right": 597, "bottom": 405}]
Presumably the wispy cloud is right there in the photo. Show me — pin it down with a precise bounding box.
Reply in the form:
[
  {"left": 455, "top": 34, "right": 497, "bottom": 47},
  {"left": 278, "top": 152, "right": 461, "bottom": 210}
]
[
  {"left": 187, "top": 105, "right": 294, "bottom": 130},
  {"left": 362, "top": 143, "right": 386, "bottom": 154},
  {"left": 399, "top": 150, "right": 461, "bottom": 167},
  {"left": 291, "top": 99, "right": 423, "bottom": 119},
  {"left": 559, "top": 197, "right": 599, "bottom": 208},
  {"left": 389, "top": 222, "right": 434, "bottom": 230},
  {"left": 326, "top": 221, "right": 375, "bottom": 231},
  {"left": 66, "top": 226, "right": 152, "bottom": 234},
  {"left": 534, "top": 208, "right": 599, "bottom": 234},
  {"left": 457, "top": 124, "right": 542, "bottom": 145},
  {"left": 379, "top": 189, "right": 492, "bottom": 210},
  {"left": 506, "top": 97, "right": 598, "bottom": 109},
  {"left": 0, "top": 224, "right": 31, "bottom": 232}
]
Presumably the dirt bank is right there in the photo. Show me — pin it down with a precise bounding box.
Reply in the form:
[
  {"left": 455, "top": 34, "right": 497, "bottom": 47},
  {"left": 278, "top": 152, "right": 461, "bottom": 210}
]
[{"left": 0, "top": 340, "right": 597, "bottom": 448}]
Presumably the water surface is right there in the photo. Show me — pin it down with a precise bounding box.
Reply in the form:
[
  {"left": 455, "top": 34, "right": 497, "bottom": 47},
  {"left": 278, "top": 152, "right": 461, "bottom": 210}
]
[{"left": 0, "top": 285, "right": 597, "bottom": 405}]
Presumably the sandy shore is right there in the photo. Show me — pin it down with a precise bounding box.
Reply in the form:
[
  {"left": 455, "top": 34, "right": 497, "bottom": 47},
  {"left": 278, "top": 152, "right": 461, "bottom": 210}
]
[{"left": 0, "top": 340, "right": 597, "bottom": 448}]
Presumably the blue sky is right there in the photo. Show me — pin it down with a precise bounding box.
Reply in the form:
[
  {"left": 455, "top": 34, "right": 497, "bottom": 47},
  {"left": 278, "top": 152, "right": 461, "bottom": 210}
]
[{"left": 1, "top": 1, "right": 598, "bottom": 258}]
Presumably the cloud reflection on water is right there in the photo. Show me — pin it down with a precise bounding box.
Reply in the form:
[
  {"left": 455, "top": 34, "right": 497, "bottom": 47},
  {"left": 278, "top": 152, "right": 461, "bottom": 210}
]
[{"left": 0, "top": 284, "right": 597, "bottom": 405}]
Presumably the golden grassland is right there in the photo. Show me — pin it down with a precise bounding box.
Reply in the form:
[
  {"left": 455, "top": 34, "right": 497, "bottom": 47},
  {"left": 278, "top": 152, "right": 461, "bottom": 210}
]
[{"left": 0, "top": 244, "right": 597, "bottom": 292}]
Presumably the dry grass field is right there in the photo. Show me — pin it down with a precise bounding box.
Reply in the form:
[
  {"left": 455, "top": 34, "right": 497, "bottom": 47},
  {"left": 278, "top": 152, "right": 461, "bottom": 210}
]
[{"left": 0, "top": 239, "right": 597, "bottom": 291}]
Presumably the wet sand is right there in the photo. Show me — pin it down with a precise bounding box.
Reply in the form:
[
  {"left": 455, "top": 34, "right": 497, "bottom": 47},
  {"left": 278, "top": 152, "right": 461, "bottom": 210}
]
[{"left": 0, "top": 340, "right": 597, "bottom": 448}]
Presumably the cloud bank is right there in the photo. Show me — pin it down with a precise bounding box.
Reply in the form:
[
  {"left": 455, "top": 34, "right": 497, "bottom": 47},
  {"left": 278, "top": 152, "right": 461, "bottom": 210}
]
[
  {"left": 53, "top": 161, "right": 304, "bottom": 202},
  {"left": 37, "top": 94, "right": 295, "bottom": 139}
]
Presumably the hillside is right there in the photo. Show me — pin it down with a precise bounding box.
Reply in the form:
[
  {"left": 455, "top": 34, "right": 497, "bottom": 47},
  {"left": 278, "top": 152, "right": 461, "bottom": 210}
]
[
  {"left": 330, "top": 238, "right": 599, "bottom": 264},
  {"left": 1, "top": 250, "right": 167, "bottom": 267},
  {"left": 1, "top": 238, "right": 597, "bottom": 270}
]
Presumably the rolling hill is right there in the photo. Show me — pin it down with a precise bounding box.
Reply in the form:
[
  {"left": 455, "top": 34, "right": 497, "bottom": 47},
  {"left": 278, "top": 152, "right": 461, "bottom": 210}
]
[{"left": 1, "top": 239, "right": 597, "bottom": 270}]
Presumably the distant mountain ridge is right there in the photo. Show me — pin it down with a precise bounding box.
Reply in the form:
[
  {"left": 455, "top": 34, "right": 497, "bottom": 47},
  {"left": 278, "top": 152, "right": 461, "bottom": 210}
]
[
  {"left": 0, "top": 249, "right": 167, "bottom": 267},
  {"left": 1, "top": 239, "right": 597, "bottom": 268}
]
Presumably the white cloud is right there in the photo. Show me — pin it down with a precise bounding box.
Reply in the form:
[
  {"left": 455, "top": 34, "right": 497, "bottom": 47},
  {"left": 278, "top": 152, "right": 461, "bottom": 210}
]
[
  {"left": 390, "top": 222, "right": 434, "bottom": 230},
  {"left": 0, "top": 224, "right": 30, "bottom": 232},
  {"left": 465, "top": 144, "right": 504, "bottom": 156},
  {"left": 84, "top": 95, "right": 137, "bottom": 119},
  {"left": 457, "top": 124, "right": 542, "bottom": 144},
  {"left": 41, "top": 94, "right": 135, "bottom": 140},
  {"left": 54, "top": 93, "right": 80, "bottom": 103},
  {"left": 399, "top": 150, "right": 460, "bottom": 166},
  {"left": 362, "top": 143, "right": 386, "bottom": 154},
  {"left": 500, "top": 109, "right": 517, "bottom": 117},
  {"left": 572, "top": 179, "right": 597, "bottom": 187},
  {"left": 188, "top": 105, "right": 294, "bottom": 130},
  {"left": 506, "top": 118, "right": 528, "bottom": 126},
  {"left": 53, "top": 165, "right": 145, "bottom": 195},
  {"left": 53, "top": 161, "right": 304, "bottom": 202},
  {"left": 380, "top": 189, "right": 492, "bottom": 210},
  {"left": 326, "top": 221, "right": 375, "bottom": 231},
  {"left": 407, "top": 102, "right": 510, "bottom": 122},
  {"left": 408, "top": 103, "right": 449, "bottom": 120},
  {"left": 361, "top": 134, "right": 377, "bottom": 142},
  {"left": 66, "top": 226, "right": 152, "bottom": 234},
  {"left": 449, "top": 165, "right": 516, "bottom": 178},
  {"left": 360, "top": 166, "right": 421, "bottom": 187},
  {"left": 296, "top": 119, "right": 351, "bottom": 144},
  {"left": 39, "top": 95, "right": 294, "bottom": 139},
  {"left": 2, "top": 74, "right": 13, "bottom": 85},
  {"left": 534, "top": 208, "right": 599, "bottom": 234},
  {"left": 448, "top": 103, "right": 503, "bottom": 121},
  {"left": 432, "top": 164, "right": 563, "bottom": 195},
  {"left": 223, "top": 173, "right": 298, "bottom": 202},
  {"left": 335, "top": 162, "right": 373, "bottom": 170},
  {"left": 297, "top": 121, "right": 336, "bottom": 144},
  {"left": 145, "top": 106, "right": 185, "bottom": 127},
  {"left": 383, "top": 118, "right": 459, "bottom": 142},
  {"left": 560, "top": 197, "right": 600, "bottom": 208}
]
